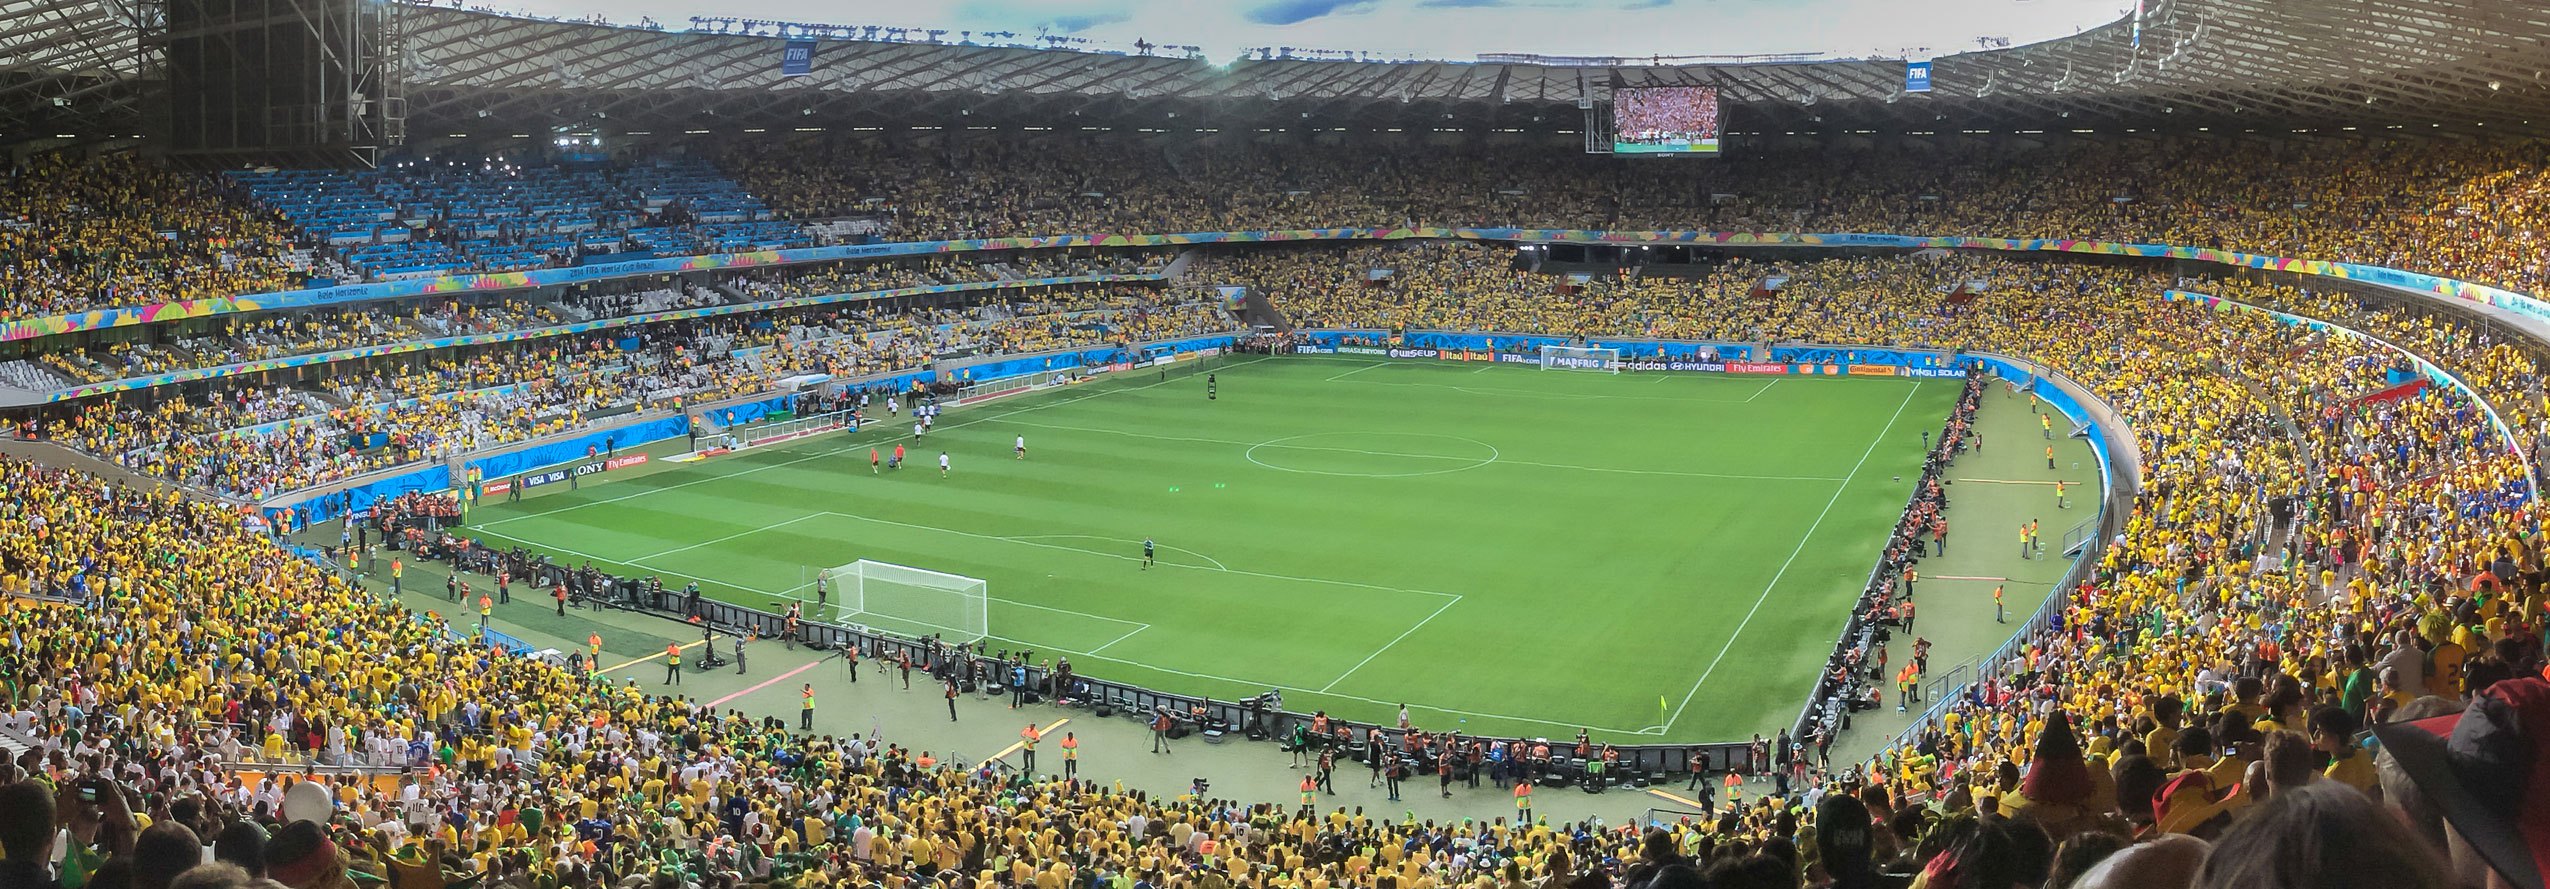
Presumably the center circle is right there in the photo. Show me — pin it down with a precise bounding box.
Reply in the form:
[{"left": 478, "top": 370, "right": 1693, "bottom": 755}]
[{"left": 1242, "top": 432, "right": 1501, "bottom": 478}]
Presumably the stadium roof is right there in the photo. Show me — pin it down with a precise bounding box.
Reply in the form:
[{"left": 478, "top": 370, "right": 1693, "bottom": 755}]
[
  {"left": 8, "top": 0, "right": 2550, "bottom": 145},
  {"left": 384, "top": 0, "right": 2550, "bottom": 138},
  {"left": 0, "top": 0, "right": 152, "bottom": 140}
]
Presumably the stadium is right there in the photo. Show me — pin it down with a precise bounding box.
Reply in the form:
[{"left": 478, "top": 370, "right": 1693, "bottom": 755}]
[{"left": 2, "top": 0, "right": 2550, "bottom": 887}]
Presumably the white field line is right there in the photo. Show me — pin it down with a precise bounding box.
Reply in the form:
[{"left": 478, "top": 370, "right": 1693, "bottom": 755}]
[
  {"left": 1325, "top": 361, "right": 1393, "bottom": 382},
  {"left": 476, "top": 355, "right": 1276, "bottom": 528},
  {"left": 471, "top": 478, "right": 1655, "bottom": 734},
  {"left": 819, "top": 510, "right": 1461, "bottom": 601},
  {"left": 1652, "top": 383, "right": 1920, "bottom": 734},
  {"left": 1318, "top": 595, "right": 1463, "bottom": 693},
  {"left": 1006, "top": 419, "right": 1843, "bottom": 482},
  {"left": 1085, "top": 623, "right": 1152, "bottom": 656},
  {"left": 627, "top": 513, "right": 826, "bottom": 561},
  {"left": 1004, "top": 534, "right": 1229, "bottom": 572}
]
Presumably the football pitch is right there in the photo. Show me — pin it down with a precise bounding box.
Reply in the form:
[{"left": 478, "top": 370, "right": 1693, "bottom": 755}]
[{"left": 467, "top": 355, "right": 1959, "bottom": 742}]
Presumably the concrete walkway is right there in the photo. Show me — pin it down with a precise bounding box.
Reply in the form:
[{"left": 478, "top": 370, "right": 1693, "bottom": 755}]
[{"left": 1821, "top": 386, "right": 2100, "bottom": 766}]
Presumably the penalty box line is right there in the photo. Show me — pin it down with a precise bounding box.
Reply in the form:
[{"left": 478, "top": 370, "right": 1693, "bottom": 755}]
[
  {"left": 815, "top": 510, "right": 1464, "bottom": 603},
  {"left": 473, "top": 522, "right": 1654, "bottom": 735}
]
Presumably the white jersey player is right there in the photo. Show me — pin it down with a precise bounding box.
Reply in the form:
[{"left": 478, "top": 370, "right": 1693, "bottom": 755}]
[
  {"left": 938, "top": 451, "right": 951, "bottom": 477},
  {"left": 1015, "top": 435, "right": 1027, "bottom": 459}
]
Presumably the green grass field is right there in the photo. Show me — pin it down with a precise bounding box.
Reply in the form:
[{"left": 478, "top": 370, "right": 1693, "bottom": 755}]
[{"left": 466, "top": 355, "right": 1957, "bottom": 742}]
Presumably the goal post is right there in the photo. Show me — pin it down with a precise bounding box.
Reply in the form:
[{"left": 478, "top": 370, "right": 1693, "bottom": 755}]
[
  {"left": 820, "top": 559, "right": 989, "bottom": 643},
  {"left": 1538, "top": 345, "right": 1622, "bottom": 373}
]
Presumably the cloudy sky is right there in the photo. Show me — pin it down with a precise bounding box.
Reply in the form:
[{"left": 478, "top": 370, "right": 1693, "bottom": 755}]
[{"left": 492, "top": 0, "right": 2133, "bottom": 62}]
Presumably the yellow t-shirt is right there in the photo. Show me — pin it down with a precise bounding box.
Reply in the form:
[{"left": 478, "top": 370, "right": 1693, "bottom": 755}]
[
  {"left": 2324, "top": 750, "right": 2377, "bottom": 793},
  {"left": 2429, "top": 643, "right": 2468, "bottom": 697}
]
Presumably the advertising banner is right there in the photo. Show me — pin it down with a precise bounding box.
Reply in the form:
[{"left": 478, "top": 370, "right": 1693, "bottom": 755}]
[
  {"left": 1848, "top": 365, "right": 1900, "bottom": 376},
  {"left": 1620, "top": 360, "right": 1728, "bottom": 372},
  {"left": 604, "top": 454, "right": 650, "bottom": 470},
  {"left": 1726, "top": 362, "right": 1790, "bottom": 375},
  {"left": 1292, "top": 345, "right": 1338, "bottom": 355},
  {"left": 1385, "top": 347, "right": 1441, "bottom": 359},
  {"left": 781, "top": 40, "right": 816, "bottom": 76},
  {"left": 1337, "top": 346, "right": 1387, "bottom": 356}
]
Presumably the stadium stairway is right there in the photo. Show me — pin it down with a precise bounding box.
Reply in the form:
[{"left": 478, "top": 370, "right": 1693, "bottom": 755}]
[
  {"left": 0, "top": 727, "right": 32, "bottom": 762},
  {"left": 0, "top": 437, "right": 226, "bottom": 502}
]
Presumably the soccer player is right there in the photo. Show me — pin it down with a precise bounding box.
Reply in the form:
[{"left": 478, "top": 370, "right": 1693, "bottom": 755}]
[
  {"left": 938, "top": 451, "right": 951, "bottom": 477},
  {"left": 1015, "top": 435, "right": 1027, "bottom": 460},
  {"left": 914, "top": 421, "right": 925, "bottom": 442},
  {"left": 1142, "top": 537, "right": 1155, "bottom": 569},
  {"left": 1206, "top": 372, "right": 1217, "bottom": 401},
  {"left": 892, "top": 443, "right": 904, "bottom": 469},
  {"left": 870, "top": 448, "right": 880, "bottom": 474},
  {"left": 888, "top": 396, "right": 899, "bottom": 417}
]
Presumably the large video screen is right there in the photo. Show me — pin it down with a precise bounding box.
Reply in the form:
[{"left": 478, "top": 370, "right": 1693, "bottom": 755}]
[{"left": 1612, "top": 86, "right": 1722, "bottom": 155}]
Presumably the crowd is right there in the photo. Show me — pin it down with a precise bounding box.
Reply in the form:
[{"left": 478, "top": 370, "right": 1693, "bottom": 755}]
[
  {"left": 1228, "top": 248, "right": 2547, "bottom": 884},
  {"left": 0, "top": 155, "right": 305, "bottom": 320},
  {"left": 709, "top": 134, "right": 2550, "bottom": 300},
  {"left": 20, "top": 137, "right": 2550, "bottom": 323},
  {"left": 0, "top": 242, "right": 2540, "bottom": 889},
  {"left": 1613, "top": 87, "right": 1722, "bottom": 146},
  {"left": 1218, "top": 244, "right": 2103, "bottom": 350},
  {"left": 13, "top": 134, "right": 2550, "bottom": 889},
  {"left": 0, "top": 251, "right": 1179, "bottom": 394},
  {"left": 36, "top": 280, "right": 1226, "bottom": 500}
]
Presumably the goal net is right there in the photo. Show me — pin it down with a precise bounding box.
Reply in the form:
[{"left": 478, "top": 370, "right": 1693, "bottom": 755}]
[
  {"left": 1538, "top": 345, "right": 1622, "bottom": 373},
  {"left": 818, "top": 559, "right": 989, "bottom": 642}
]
